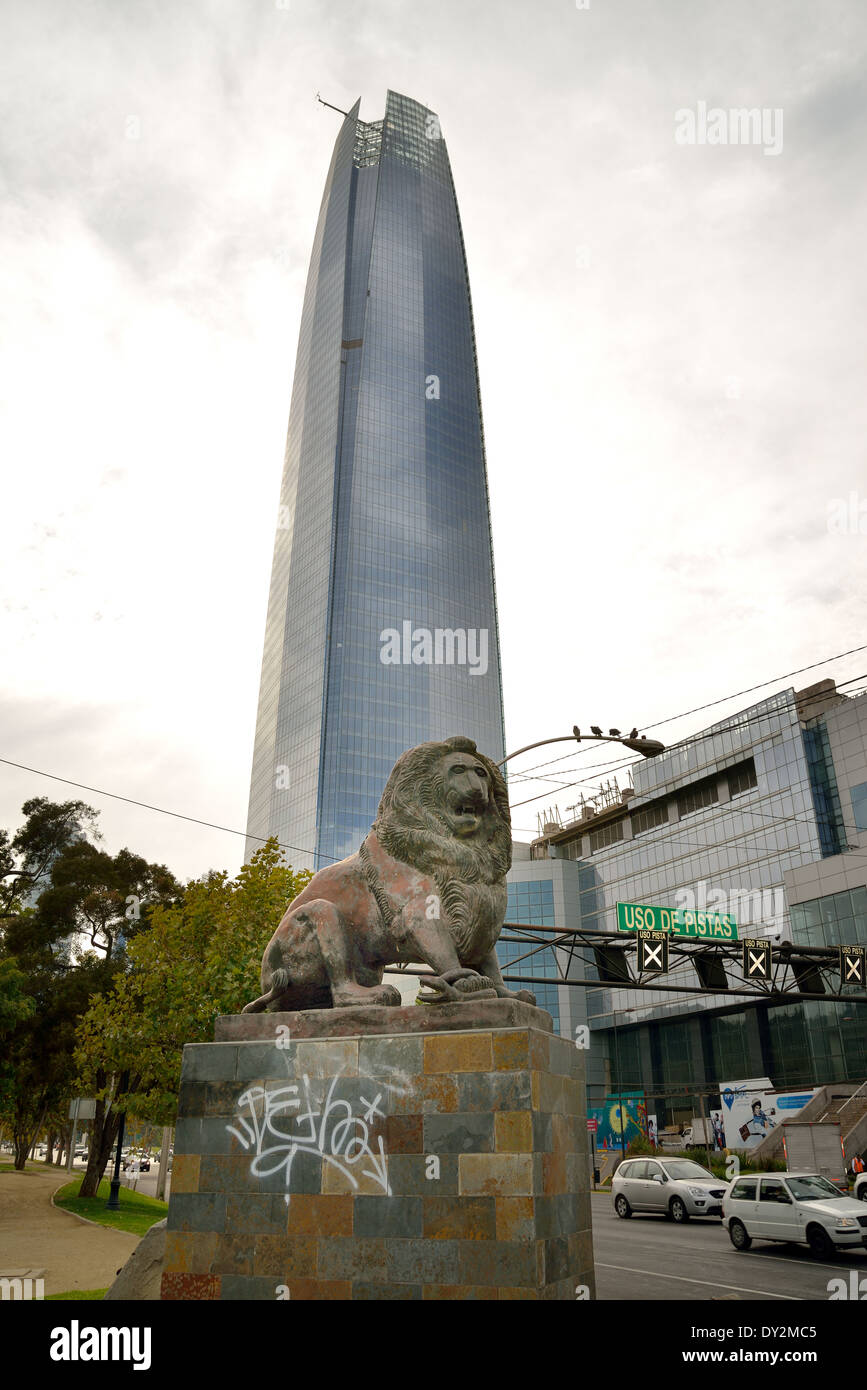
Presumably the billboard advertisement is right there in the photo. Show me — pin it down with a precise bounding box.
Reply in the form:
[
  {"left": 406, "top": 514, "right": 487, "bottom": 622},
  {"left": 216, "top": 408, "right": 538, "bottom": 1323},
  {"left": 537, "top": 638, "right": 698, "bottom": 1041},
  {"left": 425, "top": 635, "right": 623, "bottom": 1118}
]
[
  {"left": 718, "top": 1077, "right": 817, "bottom": 1150},
  {"left": 588, "top": 1093, "right": 648, "bottom": 1151}
]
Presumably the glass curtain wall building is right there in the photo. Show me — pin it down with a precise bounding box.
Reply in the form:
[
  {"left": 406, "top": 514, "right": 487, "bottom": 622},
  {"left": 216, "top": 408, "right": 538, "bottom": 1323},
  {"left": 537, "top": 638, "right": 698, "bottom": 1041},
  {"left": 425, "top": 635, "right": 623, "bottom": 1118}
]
[
  {"left": 528, "top": 681, "right": 867, "bottom": 1116},
  {"left": 246, "top": 92, "right": 505, "bottom": 868}
]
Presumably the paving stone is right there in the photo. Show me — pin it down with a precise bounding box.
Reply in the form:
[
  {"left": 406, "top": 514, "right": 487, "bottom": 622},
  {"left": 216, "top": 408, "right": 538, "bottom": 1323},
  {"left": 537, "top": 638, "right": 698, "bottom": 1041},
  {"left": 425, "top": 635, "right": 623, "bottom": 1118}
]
[
  {"left": 174, "top": 1117, "right": 201, "bottom": 1155},
  {"left": 170, "top": 1154, "right": 200, "bottom": 1195},
  {"left": 387, "top": 1154, "right": 459, "bottom": 1197},
  {"left": 532, "top": 1111, "right": 553, "bottom": 1152},
  {"left": 282, "top": 1277, "right": 351, "bottom": 1300},
  {"left": 424, "top": 1112, "right": 494, "bottom": 1154},
  {"left": 492, "top": 1030, "right": 529, "bottom": 1071},
  {"left": 494, "top": 1111, "right": 533, "bottom": 1152},
  {"left": 211, "top": 1234, "right": 256, "bottom": 1277},
  {"left": 161, "top": 1272, "right": 220, "bottom": 1301},
  {"left": 354, "top": 1197, "right": 423, "bottom": 1239},
  {"left": 166, "top": 1193, "right": 226, "bottom": 1233},
  {"left": 458, "top": 1071, "right": 532, "bottom": 1112},
  {"left": 386, "top": 1238, "right": 461, "bottom": 1285},
  {"left": 424, "top": 1032, "right": 492, "bottom": 1074},
  {"left": 162, "top": 1231, "right": 218, "bottom": 1276},
  {"left": 422, "top": 1196, "right": 496, "bottom": 1241},
  {"left": 389, "top": 1074, "right": 459, "bottom": 1115},
  {"left": 317, "top": 1237, "right": 387, "bottom": 1281},
  {"left": 423, "top": 1283, "right": 499, "bottom": 1300},
  {"left": 198, "top": 1155, "right": 252, "bottom": 1194},
  {"left": 293, "top": 1038, "right": 359, "bottom": 1077},
  {"left": 219, "top": 1276, "right": 283, "bottom": 1301},
  {"left": 252, "top": 1236, "right": 317, "bottom": 1278},
  {"left": 285, "top": 1194, "right": 353, "bottom": 1237},
  {"left": 495, "top": 1196, "right": 535, "bottom": 1242},
  {"left": 385, "top": 1114, "right": 424, "bottom": 1153},
  {"left": 202, "top": 1081, "right": 246, "bottom": 1117},
  {"left": 225, "top": 1194, "right": 287, "bottom": 1234},
  {"left": 358, "top": 1034, "right": 423, "bottom": 1078},
  {"left": 354, "top": 1281, "right": 422, "bottom": 1300},
  {"left": 543, "top": 1234, "right": 571, "bottom": 1284},
  {"left": 236, "top": 1041, "right": 292, "bottom": 1080},
  {"left": 182, "top": 1044, "right": 238, "bottom": 1082},
  {"left": 459, "top": 1153, "right": 534, "bottom": 1196},
  {"left": 458, "top": 1238, "right": 537, "bottom": 1287}
]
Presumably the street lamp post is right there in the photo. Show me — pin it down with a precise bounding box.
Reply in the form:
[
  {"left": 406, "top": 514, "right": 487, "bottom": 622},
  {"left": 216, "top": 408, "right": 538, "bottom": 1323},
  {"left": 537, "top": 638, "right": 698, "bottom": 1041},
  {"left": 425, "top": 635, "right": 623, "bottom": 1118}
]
[
  {"left": 106, "top": 1070, "right": 130, "bottom": 1212},
  {"left": 497, "top": 726, "right": 665, "bottom": 769}
]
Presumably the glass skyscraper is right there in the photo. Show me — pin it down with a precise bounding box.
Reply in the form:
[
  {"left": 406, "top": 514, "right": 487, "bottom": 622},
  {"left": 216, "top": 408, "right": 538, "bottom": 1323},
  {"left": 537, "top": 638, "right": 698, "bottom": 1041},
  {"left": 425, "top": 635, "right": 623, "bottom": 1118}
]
[{"left": 246, "top": 92, "right": 505, "bottom": 869}]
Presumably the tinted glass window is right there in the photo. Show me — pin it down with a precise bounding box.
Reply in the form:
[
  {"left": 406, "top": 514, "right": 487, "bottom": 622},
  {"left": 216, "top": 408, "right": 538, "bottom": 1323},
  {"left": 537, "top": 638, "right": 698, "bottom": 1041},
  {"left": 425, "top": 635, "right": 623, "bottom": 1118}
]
[
  {"left": 786, "top": 1175, "right": 844, "bottom": 1201},
  {"left": 644, "top": 1162, "right": 663, "bottom": 1179},
  {"left": 625, "top": 1161, "right": 647, "bottom": 1180},
  {"left": 730, "top": 1178, "right": 757, "bottom": 1200},
  {"left": 759, "top": 1178, "right": 786, "bottom": 1201}
]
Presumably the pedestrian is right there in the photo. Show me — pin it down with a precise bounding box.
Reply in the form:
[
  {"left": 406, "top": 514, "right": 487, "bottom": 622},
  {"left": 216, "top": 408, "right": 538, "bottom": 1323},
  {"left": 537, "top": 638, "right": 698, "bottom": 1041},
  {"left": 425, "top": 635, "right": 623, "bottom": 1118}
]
[{"left": 853, "top": 1153, "right": 865, "bottom": 1175}]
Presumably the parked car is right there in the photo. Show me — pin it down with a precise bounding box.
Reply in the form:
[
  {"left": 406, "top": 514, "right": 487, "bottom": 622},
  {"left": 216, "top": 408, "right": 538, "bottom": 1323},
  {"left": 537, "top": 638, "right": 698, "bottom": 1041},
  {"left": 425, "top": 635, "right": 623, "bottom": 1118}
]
[
  {"left": 854, "top": 1171, "right": 867, "bottom": 1201},
  {"left": 121, "top": 1152, "right": 151, "bottom": 1172},
  {"left": 723, "top": 1171, "right": 867, "bottom": 1258},
  {"left": 613, "top": 1156, "right": 727, "bottom": 1222}
]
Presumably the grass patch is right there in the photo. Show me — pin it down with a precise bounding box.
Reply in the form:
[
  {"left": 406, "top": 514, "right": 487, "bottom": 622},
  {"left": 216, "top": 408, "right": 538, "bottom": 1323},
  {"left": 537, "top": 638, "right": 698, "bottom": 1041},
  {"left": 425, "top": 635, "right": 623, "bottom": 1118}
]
[
  {"left": 46, "top": 1289, "right": 109, "bottom": 1301},
  {"left": 54, "top": 1179, "right": 167, "bottom": 1237}
]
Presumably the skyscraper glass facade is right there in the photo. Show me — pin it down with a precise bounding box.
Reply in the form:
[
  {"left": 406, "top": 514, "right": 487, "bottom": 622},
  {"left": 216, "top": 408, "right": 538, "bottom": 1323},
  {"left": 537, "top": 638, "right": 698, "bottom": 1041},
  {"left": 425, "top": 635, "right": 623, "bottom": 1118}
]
[{"left": 247, "top": 92, "right": 505, "bottom": 868}]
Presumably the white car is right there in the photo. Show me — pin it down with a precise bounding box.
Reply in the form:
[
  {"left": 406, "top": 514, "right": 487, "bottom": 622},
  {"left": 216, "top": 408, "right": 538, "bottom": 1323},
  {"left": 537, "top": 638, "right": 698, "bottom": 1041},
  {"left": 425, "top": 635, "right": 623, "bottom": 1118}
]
[
  {"left": 723, "top": 1171, "right": 867, "bottom": 1258},
  {"left": 612, "top": 1156, "right": 727, "bottom": 1222},
  {"left": 855, "top": 1172, "right": 867, "bottom": 1202}
]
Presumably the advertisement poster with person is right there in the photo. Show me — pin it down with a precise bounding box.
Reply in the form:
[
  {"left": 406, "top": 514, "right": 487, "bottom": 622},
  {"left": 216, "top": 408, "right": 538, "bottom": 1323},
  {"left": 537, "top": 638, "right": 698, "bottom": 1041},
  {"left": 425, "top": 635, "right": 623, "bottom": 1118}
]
[{"left": 719, "top": 1077, "right": 817, "bottom": 1150}]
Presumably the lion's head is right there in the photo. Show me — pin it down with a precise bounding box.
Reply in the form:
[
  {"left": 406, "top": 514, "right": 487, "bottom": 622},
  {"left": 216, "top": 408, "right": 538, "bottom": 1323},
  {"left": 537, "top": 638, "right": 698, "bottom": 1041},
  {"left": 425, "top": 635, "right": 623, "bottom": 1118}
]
[{"left": 372, "top": 735, "right": 512, "bottom": 892}]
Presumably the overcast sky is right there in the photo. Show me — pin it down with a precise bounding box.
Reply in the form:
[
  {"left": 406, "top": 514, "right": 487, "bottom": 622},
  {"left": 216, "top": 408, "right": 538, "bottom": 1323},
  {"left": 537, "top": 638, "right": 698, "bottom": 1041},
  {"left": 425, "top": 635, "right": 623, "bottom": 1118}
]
[{"left": 2, "top": 0, "right": 866, "bottom": 882}]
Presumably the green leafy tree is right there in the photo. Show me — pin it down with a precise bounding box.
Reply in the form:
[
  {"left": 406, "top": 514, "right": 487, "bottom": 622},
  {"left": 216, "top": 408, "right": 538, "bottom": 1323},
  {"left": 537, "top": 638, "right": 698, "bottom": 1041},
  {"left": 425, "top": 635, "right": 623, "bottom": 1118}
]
[
  {"left": 74, "top": 840, "right": 310, "bottom": 1195},
  {"left": 0, "top": 798, "right": 179, "bottom": 1174}
]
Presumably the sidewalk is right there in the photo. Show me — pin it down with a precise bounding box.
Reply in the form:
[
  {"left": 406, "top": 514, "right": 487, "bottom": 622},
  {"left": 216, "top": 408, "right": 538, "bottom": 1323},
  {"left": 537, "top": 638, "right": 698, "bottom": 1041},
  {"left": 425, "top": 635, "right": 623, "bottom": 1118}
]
[{"left": 0, "top": 1166, "right": 139, "bottom": 1297}]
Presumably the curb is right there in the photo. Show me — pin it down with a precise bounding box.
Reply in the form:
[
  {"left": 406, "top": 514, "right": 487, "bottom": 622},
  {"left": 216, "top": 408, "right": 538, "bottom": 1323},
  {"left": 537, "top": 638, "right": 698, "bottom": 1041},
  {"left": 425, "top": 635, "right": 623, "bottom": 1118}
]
[{"left": 50, "top": 1181, "right": 115, "bottom": 1230}]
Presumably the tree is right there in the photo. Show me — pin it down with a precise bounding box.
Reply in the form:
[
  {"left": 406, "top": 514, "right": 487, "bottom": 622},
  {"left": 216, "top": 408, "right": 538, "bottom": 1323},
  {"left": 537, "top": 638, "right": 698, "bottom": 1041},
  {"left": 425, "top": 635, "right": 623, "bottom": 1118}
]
[
  {"left": 0, "top": 798, "right": 180, "bottom": 1174},
  {"left": 0, "top": 798, "right": 99, "bottom": 920},
  {"left": 75, "top": 841, "right": 310, "bottom": 1193}
]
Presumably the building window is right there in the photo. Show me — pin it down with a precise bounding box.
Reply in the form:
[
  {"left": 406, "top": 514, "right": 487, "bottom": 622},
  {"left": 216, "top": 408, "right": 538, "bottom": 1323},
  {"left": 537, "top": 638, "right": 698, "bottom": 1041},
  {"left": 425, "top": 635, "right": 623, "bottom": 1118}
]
[
  {"left": 728, "top": 761, "right": 758, "bottom": 797},
  {"left": 589, "top": 819, "right": 624, "bottom": 853},
  {"left": 677, "top": 779, "right": 719, "bottom": 818},
  {"left": 631, "top": 801, "right": 668, "bottom": 836},
  {"left": 851, "top": 782, "right": 867, "bottom": 833}
]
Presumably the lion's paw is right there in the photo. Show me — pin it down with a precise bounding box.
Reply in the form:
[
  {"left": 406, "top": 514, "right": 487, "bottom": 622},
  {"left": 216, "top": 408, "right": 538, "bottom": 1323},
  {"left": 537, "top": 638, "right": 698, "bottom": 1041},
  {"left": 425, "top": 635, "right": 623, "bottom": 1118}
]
[{"left": 454, "top": 974, "right": 495, "bottom": 995}]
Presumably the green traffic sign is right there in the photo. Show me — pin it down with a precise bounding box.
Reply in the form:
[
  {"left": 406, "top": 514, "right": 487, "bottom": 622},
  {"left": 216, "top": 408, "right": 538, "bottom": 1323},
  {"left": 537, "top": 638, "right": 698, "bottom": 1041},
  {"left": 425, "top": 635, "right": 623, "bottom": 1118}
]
[{"left": 616, "top": 900, "right": 739, "bottom": 942}]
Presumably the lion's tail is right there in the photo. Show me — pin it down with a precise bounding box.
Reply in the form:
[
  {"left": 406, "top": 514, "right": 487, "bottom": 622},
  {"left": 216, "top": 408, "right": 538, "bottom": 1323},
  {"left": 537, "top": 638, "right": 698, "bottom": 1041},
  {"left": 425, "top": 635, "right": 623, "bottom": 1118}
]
[{"left": 241, "top": 967, "right": 291, "bottom": 1015}]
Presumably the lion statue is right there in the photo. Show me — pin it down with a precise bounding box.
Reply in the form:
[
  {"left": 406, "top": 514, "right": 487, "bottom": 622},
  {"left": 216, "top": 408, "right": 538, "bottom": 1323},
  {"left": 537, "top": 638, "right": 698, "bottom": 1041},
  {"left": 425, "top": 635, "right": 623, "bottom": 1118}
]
[{"left": 243, "top": 735, "right": 535, "bottom": 1012}]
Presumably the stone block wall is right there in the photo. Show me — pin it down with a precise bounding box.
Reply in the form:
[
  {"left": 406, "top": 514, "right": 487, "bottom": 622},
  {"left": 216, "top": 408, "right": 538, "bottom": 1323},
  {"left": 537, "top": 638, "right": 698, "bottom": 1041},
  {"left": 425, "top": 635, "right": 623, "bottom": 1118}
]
[{"left": 161, "top": 1002, "right": 595, "bottom": 1300}]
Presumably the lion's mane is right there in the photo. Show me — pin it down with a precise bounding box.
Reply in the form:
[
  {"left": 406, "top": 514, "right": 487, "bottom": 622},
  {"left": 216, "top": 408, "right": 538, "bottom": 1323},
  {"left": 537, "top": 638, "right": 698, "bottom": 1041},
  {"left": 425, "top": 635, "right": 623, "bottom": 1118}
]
[{"left": 372, "top": 735, "right": 512, "bottom": 959}]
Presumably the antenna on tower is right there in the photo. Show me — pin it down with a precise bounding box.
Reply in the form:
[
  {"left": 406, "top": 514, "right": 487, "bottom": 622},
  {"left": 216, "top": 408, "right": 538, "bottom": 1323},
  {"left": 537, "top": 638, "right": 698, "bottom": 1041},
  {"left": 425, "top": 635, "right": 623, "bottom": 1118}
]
[{"left": 316, "top": 93, "right": 351, "bottom": 118}]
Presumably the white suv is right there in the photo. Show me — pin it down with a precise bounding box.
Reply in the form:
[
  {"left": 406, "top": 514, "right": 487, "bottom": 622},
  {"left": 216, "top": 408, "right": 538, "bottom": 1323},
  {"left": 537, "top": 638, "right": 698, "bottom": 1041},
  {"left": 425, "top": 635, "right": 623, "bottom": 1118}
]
[{"left": 724, "top": 1172, "right": 867, "bottom": 1258}]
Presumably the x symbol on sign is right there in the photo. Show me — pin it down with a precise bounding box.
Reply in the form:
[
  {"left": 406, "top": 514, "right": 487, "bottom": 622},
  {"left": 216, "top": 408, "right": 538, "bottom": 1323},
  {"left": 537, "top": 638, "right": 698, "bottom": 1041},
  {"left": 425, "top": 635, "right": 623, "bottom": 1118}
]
[
  {"left": 748, "top": 950, "right": 765, "bottom": 975},
  {"left": 845, "top": 957, "right": 862, "bottom": 981},
  {"left": 645, "top": 943, "right": 663, "bottom": 968}
]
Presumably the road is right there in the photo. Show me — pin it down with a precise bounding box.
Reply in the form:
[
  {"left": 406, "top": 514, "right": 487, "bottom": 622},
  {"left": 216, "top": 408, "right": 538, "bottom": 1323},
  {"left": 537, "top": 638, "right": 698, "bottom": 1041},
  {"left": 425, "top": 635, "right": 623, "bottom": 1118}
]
[
  {"left": 62, "top": 1156, "right": 172, "bottom": 1202},
  {"left": 592, "top": 1195, "right": 867, "bottom": 1300}
]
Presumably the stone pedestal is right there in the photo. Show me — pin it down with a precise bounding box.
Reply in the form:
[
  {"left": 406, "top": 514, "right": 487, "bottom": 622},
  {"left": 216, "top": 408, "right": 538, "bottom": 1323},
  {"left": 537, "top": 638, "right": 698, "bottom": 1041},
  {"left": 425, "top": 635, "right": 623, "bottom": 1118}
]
[{"left": 161, "top": 1000, "right": 595, "bottom": 1301}]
